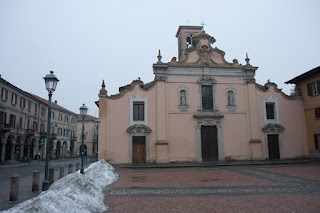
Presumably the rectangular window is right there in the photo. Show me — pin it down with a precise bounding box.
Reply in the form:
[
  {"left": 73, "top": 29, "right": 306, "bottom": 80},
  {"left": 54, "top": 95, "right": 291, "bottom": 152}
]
[
  {"left": 19, "top": 117, "right": 23, "bottom": 128},
  {"left": 1, "top": 112, "right": 7, "bottom": 124},
  {"left": 314, "top": 134, "right": 320, "bottom": 150},
  {"left": 50, "top": 126, "right": 54, "bottom": 134},
  {"left": 64, "top": 129, "right": 69, "bottom": 137},
  {"left": 11, "top": 93, "right": 17, "bottom": 105},
  {"left": 58, "top": 113, "right": 63, "bottom": 121},
  {"left": 20, "top": 97, "right": 26, "bottom": 109},
  {"left": 64, "top": 115, "right": 69, "bottom": 122},
  {"left": 307, "top": 81, "right": 320, "bottom": 96},
  {"left": 34, "top": 104, "right": 38, "bottom": 115},
  {"left": 41, "top": 107, "right": 45, "bottom": 117},
  {"left": 133, "top": 102, "right": 144, "bottom": 121},
  {"left": 266, "top": 103, "right": 275, "bottom": 119},
  {"left": 9, "top": 114, "right": 16, "bottom": 127},
  {"left": 1, "top": 88, "right": 8, "bottom": 101},
  {"left": 315, "top": 107, "right": 320, "bottom": 119},
  {"left": 33, "top": 121, "right": 38, "bottom": 131},
  {"left": 201, "top": 85, "right": 213, "bottom": 110},
  {"left": 70, "top": 130, "right": 75, "bottom": 137},
  {"left": 28, "top": 100, "right": 31, "bottom": 111},
  {"left": 58, "top": 127, "right": 62, "bottom": 136},
  {"left": 51, "top": 111, "right": 55, "bottom": 119}
]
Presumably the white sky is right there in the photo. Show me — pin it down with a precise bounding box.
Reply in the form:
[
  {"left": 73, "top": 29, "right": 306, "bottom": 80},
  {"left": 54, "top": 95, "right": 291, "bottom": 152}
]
[
  {"left": 2, "top": 160, "right": 118, "bottom": 213},
  {"left": 0, "top": 0, "right": 319, "bottom": 115}
]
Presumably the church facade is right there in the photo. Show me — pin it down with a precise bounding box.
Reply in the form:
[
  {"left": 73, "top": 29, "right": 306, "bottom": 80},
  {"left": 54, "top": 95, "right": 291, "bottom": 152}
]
[{"left": 97, "top": 26, "right": 308, "bottom": 164}]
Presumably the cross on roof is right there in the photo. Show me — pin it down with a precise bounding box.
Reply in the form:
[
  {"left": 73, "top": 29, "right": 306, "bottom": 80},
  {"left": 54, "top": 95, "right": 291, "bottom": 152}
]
[
  {"left": 200, "top": 20, "right": 206, "bottom": 26},
  {"left": 186, "top": 19, "right": 191, "bottom": 26}
]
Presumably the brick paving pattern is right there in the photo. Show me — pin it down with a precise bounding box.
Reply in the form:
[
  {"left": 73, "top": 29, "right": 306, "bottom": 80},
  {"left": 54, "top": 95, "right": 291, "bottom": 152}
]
[{"left": 104, "top": 164, "right": 320, "bottom": 213}]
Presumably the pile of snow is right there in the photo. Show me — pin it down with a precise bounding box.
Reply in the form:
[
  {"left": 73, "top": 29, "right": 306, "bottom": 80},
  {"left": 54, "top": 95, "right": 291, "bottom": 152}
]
[{"left": 3, "top": 160, "right": 118, "bottom": 213}]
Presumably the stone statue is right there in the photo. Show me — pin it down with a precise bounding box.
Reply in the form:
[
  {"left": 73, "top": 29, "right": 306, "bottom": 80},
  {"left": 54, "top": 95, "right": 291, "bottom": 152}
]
[
  {"left": 228, "top": 91, "right": 235, "bottom": 106},
  {"left": 180, "top": 90, "right": 186, "bottom": 106}
]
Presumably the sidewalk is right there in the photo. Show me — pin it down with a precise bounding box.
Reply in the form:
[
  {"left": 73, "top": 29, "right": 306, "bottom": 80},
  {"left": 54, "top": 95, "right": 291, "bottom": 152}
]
[{"left": 117, "top": 158, "right": 320, "bottom": 169}]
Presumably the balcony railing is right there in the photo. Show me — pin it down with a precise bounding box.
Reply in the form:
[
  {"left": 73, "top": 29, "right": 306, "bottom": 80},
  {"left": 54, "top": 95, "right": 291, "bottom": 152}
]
[
  {"left": 25, "top": 129, "right": 36, "bottom": 136},
  {"left": 0, "top": 123, "right": 10, "bottom": 133},
  {"left": 70, "top": 136, "right": 77, "bottom": 141}
]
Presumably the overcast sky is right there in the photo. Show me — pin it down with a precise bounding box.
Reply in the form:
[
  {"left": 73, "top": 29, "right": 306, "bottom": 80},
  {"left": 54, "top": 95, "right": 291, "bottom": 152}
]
[{"left": 0, "top": 0, "right": 319, "bottom": 115}]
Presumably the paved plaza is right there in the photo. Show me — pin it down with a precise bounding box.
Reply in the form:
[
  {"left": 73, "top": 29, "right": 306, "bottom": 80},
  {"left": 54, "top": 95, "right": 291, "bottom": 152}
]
[{"left": 104, "top": 163, "right": 320, "bottom": 213}]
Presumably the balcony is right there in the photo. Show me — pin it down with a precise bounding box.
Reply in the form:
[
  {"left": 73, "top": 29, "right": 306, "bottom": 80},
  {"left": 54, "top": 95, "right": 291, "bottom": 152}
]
[
  {"left": 40, "top": 132, "right": 47, "bottom": 138},
  {"left": 51, "top": 133, "right": 57, "bottom": 139},
  {"left": 70, "top": 136, "right": 77, "bottom": 141},
  {"left": 0, "top": 123, "right": 10, "bottom": 133},
  {"left": 25, "top": 129, "right": 36, "bottom": 136}
]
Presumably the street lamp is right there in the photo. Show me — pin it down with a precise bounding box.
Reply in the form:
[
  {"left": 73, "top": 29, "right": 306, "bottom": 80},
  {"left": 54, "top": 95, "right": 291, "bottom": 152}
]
[
  {"left": 94, "top": 118, "right": 100, "bottom": 157},
  {"left": 42, "top": 71, "right": 59, "bottom": 191},
  {"left": 79, "top": 103, "right": 88, "bottom": 174}
]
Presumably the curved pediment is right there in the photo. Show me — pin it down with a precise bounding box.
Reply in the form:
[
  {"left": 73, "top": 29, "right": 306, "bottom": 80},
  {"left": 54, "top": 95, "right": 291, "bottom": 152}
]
[
  {"left": 197, "top": 75, "right": 217, "bottom": 85},
  {"left": 176, "top": 31, "right": 241, "bottom": 67},
  {"left": 126, "top": 124, "right": 152, "bottom": 134},
  {"left": 255, "top": 81, "right": 294, "bottom": 100},
  {"left": 262, "top": 123, "right": 285, "bottom": 133}
]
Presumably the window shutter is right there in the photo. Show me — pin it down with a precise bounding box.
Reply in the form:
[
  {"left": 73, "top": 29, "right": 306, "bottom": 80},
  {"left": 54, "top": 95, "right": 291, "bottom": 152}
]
[
  {"left": 314, "top": 134, "right": 319, "bottom": 150},
  {"left": 307, "top": 83, "right": 312, "bottom": 96}
]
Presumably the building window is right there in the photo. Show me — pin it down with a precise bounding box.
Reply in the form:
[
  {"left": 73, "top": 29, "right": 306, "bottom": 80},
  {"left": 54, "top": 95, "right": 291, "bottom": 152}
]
[
  {"left": 314, "top": 134, "right": 320, "bottom": 150},
  {"left": 307, "top": 81, "right": 319, "bottom": 96},
  {"left": 58, "top": 113, "right": 63, "bottom": 121},
  {"left": 20, "top": 97, "right": 26, "bottom": 109},
  {"left": 315, "top": 107, "right": 320, "bottom": 119},
  {"left": 34, "top": 104, "right": 38, "bottom": 115},
  {"left": 40, "top": 123, "right": 45, "bottom": 132},
  {"left": 70, "top": 130, "right": 75, "bottom": 137},
  {"left": 28, "top": 100, "right": 31, "bottom": 111},
  {"left": 64, "top": 115, "right": 69, "bottom": 123},
  {"left": 71, "top": 117, "right": 75, "bottom": 124},
  {"left": 1, "top": 88, "right": 8, "bottom": 101},
  {"left": 64, "top": 129, "right": 69, "bottom": 137},
  {"left": 266, "top": 103, "right": 275, "bottom": 119},
  {"left": 11, "top": 93, "right": 17, "bottom": 105},
  {"left": 51, "top": 111, "right": 55, "bottom": 119},
  {"left": 41, "top": 107, "right": 45, "bottom": 117},
  {"left": 33, "top": 122, "right": 38, "bottom": 131},
  {"left": 9, "top": 114, "right": 16, "bottom": 127},
  {"left": 19, "top": 117, "right": 23, "bottom": 128},
  {"left": 50, "top": 126, "right": 54, "bottom": 134},
  {"left": 1, "top": 112, "right": 7, "bottom": 124},
  {"left": 58, "top": 127, "right": 62, "bottom": 136},
  {"left": 201, "top": 85, "right": 213, "bottom": 110},
  {"left": 133, "top": 102, "right": 144, "bottom": 121},
  {"left": 27, "top": 119, "right": 30, "bottom": 129}
]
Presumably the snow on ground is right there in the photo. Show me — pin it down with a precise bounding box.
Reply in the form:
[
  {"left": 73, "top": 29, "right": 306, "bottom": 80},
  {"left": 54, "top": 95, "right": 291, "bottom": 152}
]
[{"left": 2, "top": 160, "right": 118, "bottom": 213}]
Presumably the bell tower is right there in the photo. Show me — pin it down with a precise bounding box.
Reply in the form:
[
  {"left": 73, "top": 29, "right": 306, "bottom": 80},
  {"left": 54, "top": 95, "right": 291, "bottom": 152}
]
[{"left": 176, "top": 26, "right": 203, "bottom": 61}]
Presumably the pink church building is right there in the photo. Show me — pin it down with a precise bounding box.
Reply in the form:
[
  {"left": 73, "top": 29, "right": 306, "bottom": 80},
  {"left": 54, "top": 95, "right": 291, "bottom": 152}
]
[{"left": 97, "top": 26, "right": 308, "bottom": 164}]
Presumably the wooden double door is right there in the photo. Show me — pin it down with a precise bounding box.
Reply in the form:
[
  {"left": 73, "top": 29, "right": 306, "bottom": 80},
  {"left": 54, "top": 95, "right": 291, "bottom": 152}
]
[
  {"left": 132, "top": 136, "right": 146, "bottom": 163},
  {"left": 267, "top": 134, "right": 280, "bottom": 159},
  {"left": 201, "top": 126, "right": 218, "bottom": 161}
]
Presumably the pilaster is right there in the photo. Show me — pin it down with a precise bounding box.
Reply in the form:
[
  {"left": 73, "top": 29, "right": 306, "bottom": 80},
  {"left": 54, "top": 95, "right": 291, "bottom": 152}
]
[{"left": 98, "top": 80, "right": 108, "bottom": 161}]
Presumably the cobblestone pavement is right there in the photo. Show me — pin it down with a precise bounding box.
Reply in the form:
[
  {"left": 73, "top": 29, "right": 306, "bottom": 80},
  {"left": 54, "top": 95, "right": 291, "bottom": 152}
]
[{"left": 104, "top": 164, "right": 320, "bottom": 213}]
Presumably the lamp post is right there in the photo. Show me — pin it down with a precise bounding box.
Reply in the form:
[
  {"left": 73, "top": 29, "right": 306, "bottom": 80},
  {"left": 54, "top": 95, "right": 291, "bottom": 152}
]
[
  {"left": 94, "top": 118, "right": 100, "bottom": 157},
  {"left": 42, "top": 71, "right": 59, "bottom": 191},
  {"left": 79, "top": 104, "right": 88, "bottom": 174}
]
